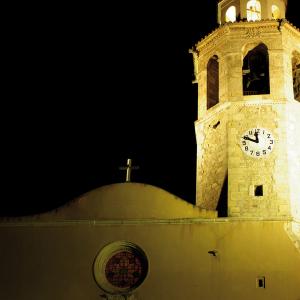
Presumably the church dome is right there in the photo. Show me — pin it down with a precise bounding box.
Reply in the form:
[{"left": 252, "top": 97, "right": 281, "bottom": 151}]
[{"left": 26, "top": 183, "right": 216, "bottom": 220}]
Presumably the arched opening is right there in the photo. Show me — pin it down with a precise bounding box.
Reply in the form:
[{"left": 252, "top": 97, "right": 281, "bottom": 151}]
[
  {"left": 247, "top": 0, "right": 261, "bottom": 21},
  {"left": 292, "top": 53, "right": 300, "bottom": 101},
  {"left": 271, "top": 5, "right": 280, "bottom": 19},
  {"left": 242, "top": 43, "right": 270, "bottom": 95},
  {"left": 225, "top": 6, "right": 237, "bottom": 22},
  {"left": 207, "top": 55, "right": 219, "bottom": 109}
]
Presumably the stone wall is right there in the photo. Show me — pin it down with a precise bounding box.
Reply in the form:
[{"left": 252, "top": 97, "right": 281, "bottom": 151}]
[
  {"left": 228, "top": 101, "right": 291, "bottom": 218},
  {"left": 194, "top": 20, "right": 300, "bottom": 218},
  {"left": 195, "top": 103, "right": 229, "bottom": 210},
  {"left": 1, "top": 219, "right": 300, "bottom": 300},
  {"left": 287, "top": 102, "right": 300, "bottom": 220}
]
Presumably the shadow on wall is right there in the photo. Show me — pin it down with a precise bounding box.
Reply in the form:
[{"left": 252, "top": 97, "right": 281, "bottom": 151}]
[{"left": 217, "top": 173, "right": 228, "bottom": 217}]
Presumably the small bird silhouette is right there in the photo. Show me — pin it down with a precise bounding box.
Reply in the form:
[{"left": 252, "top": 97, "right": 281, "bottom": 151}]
[{"left": 208, "top": 250, "right": 218, "bottom": 256}]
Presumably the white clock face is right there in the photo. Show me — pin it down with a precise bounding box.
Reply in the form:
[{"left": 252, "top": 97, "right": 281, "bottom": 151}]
[{"left": 240, "top": 127, "right": 275, "bottom": 158}]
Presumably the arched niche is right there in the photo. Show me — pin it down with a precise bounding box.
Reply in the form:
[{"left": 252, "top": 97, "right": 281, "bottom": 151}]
[
  {"left": 292, "top": 52, "right": 300, "bottom": 102},
  {"left": 207, "top": 55, "right": 219, "bottom": 109},
  {"left": 246, "top": 0, "right": 261, "bottom": 21},
  {"left": 225, "top": 6, "right": 237, "bottom": 22},
  {"left": 242, "top": 43, "right": 270, "bottom": 95}
]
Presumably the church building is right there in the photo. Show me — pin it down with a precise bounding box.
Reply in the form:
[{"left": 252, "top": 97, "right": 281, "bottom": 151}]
[{"left": 1, "top": 0, "right": 300, "bottom": 299}]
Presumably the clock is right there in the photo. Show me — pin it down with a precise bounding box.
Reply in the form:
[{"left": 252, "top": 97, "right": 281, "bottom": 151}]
[{"left": 240, "top": 127, "right": 275, "bottom": 158}]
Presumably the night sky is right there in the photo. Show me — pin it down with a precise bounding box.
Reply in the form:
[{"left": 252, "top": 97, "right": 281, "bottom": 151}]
[{"left": 1, "top": 1, "right": 299, "bottom": 216}]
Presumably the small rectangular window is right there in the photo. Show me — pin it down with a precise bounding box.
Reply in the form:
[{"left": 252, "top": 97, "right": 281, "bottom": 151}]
[
  {"left": 256, "top": 276, "right": 265, "bottom": 288},
  {"left": 254, "top": 185, "right": 263, "bottom": 196}
]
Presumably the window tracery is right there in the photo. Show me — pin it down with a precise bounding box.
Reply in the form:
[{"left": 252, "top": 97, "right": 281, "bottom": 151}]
[{"left": 94, "top": 242, "right": 148, "bottom": 297}]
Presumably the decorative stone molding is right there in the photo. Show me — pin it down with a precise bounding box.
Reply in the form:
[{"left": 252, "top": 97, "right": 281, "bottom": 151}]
[
  {"left": 195, "top": 20, "right": 282, "bottom": 54},
  {"left": 195, "top": 26, "right": 229, "bottom": 54},
  {"left": 245, "top": 27, "right": 262, "bottom": 38},
  {"left": 282, "top": 20, "right": 300, "bottom": 39},
  {"left": 189, "top": 47, "right": 200, "bottom": 83}
]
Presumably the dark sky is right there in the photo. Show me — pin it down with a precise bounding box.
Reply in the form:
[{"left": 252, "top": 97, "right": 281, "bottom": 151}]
[{"left": 1, "top": 1, "right": 299, "bottom": 216}]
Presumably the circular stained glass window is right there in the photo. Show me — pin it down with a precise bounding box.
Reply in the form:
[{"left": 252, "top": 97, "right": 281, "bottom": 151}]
[
  {"left": 93, "top": 242, "right": 148, "bottom": 295},
  {"left": 105, "top": 251, "right": 144, "bottom": 288}
]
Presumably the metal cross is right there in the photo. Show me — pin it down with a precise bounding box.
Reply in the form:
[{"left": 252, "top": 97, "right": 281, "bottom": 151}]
[{"left": 119, "top": 158, "right": 139, "bottom": 182}]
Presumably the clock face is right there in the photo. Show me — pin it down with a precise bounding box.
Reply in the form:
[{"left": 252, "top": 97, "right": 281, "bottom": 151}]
[{"left": 240, "top": 127, "right": 275, "bottom": 158}]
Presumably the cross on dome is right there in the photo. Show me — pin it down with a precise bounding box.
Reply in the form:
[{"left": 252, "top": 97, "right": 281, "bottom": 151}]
[{"left": 119, "top": 159, "right": 139, "bottom": 182}]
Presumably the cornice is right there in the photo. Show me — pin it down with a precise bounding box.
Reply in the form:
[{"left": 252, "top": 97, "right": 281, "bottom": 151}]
[
  {"left": 0, "top": 217, "right": 293, "bottom": 226},
  {"left": 281, "top": 20, "right": 300, "bottom": 39},
  {"left": 195, "top": 19, "right": 296, "bottom": 55},
  {"left": 195, "top": 25, "right": 229, "bottom": 54}
]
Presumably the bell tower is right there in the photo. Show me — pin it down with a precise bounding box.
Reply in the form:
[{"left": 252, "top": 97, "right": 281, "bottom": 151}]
[{"left": 192, "top": 0, "right": 300, "bottom": 219}]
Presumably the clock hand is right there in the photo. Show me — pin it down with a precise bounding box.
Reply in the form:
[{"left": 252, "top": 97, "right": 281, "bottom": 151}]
[
  {"left": 243, "top": 136, "right": 259, "bottom": 143},
  {"left": 254, "top": 131, "right": 259, "bottom": 143}
]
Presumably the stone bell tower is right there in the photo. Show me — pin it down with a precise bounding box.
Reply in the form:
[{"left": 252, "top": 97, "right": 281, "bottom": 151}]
[{"left": 192, "top": 0, "right": 300, "bottom": 219}]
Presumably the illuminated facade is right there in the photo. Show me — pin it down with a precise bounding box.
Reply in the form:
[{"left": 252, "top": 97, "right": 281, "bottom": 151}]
[{"left": 193, "top": 0, "right": 300, "bottom": 220}]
